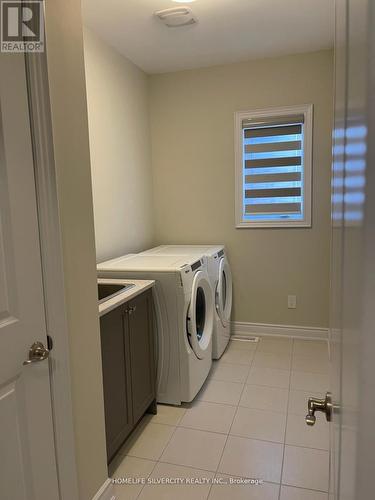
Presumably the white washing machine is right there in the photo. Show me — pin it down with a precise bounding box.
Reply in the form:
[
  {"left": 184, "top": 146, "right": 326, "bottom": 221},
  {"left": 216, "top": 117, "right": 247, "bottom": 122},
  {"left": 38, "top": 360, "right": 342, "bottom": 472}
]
[
  {"left": 140, "top": 245, "right": 233, "bottom": 359},
  {"left": 97, "top": 254, "right": 214, "bottom": 405}
]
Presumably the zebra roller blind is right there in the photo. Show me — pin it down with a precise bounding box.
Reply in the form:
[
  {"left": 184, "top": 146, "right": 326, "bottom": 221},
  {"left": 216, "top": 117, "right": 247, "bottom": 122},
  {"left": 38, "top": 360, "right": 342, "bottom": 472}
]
[{"left": 242, "top": 115, "right": 305, "bottom": 222}]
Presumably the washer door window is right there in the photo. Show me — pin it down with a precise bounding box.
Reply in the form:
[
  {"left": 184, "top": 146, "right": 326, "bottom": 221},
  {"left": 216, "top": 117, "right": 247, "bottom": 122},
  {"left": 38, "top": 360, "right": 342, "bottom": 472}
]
[
  {"left": 216, "top": 258, "right": 233, "bottom": 326},
  {"left": 187, "top": 271, "right": 213, "bottom": 359}
]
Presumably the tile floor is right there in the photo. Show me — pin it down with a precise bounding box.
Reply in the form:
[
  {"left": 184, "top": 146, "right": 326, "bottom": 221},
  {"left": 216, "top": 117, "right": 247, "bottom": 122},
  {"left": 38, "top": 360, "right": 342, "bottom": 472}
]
[{"left": 110, "top": 336, "right": 330, "bottom": 500}]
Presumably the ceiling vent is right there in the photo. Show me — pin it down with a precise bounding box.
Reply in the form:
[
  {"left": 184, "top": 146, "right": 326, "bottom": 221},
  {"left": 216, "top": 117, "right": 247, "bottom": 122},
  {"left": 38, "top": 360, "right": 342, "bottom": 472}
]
[{"left": 154, "top": 7, "right": 198, "bottom": 28}]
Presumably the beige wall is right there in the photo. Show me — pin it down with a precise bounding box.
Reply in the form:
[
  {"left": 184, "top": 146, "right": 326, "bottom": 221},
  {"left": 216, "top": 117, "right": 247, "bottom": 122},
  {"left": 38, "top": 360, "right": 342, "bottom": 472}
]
[
  {"left": 45, "top": 2, "right": 107, "bottom": 499},
  {"left": 84, "top": 28, "right": 154, "bottom": 263},
  {"left": 149, "top": 50, "right": 333, "bottom": 328}
]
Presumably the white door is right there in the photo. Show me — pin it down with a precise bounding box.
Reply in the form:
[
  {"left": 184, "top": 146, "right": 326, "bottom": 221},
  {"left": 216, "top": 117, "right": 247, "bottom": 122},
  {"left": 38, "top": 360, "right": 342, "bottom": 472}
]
[
  {"left": 0, "top": 52, "right": 60, "bottom": 500},
  {"left": 329, "top": 1, "right": 375, "bottom": 499},
  {"left": 329, "top": 0, "right": 347, "bottom": 496}
]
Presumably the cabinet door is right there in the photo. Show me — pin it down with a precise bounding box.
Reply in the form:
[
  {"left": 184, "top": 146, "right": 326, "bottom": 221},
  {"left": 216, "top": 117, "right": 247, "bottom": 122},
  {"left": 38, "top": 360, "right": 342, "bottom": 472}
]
[
  {"left": 128, "top": 290, "right": 156, "bottom": 424},
  {"left": 100, "top": 306, "right": 133, "bottom": 463}
]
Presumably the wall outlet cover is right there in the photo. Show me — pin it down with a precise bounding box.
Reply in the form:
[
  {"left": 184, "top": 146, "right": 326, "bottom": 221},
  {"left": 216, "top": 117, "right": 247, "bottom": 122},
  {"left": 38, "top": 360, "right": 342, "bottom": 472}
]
[{"left": 288, "top": 295, "right": 297, "bottom": 309}]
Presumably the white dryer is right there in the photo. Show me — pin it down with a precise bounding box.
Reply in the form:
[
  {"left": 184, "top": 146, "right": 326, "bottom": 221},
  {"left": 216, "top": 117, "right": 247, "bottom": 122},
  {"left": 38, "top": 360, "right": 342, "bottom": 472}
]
[
  {"left": 141, "top": 245, "right": 232, "bottom": 359},
  {"left": 97, "top": 254, "right": 214, "bottom": 405}
]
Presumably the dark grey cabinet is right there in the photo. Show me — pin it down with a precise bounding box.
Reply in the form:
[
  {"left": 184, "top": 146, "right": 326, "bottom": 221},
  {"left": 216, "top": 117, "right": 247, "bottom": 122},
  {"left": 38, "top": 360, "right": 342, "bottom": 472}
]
[
  {"left": 100, "top": 305, "right": 133, "bottom": 461},
  {"left": 100, "top": 289, "right": 156, "bottom": 464},
  {"left": 128, "top": 291, "right": 156, "bottom": 423}
]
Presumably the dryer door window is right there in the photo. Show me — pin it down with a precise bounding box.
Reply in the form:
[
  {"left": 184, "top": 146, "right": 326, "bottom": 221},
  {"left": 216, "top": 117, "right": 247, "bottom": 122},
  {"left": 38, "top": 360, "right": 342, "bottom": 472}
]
[
  {"left": 187, "top": 270, "right": 214, "bottom": 359},
  {"left": 221, "top": 271, "right": 227, "bottom": 311},
  {"left": 195, "top": 286, "right": 206, "bottom": 341},
  {"left": 217, "top": 257, "right": 233, "bottom": 326}
]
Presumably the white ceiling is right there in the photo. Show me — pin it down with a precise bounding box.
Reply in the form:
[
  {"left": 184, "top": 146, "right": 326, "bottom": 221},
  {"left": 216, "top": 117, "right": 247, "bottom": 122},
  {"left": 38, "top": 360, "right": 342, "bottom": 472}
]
[{"left": 82, "top": 0, "right": 334, "bottom": 74}]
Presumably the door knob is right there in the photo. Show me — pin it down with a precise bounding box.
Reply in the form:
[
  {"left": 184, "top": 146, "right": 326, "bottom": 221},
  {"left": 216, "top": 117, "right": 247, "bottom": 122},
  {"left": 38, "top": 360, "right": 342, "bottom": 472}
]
[
  {"left": 23, "top": 341, "right": 50, "bottom": 365},
  {"left": 305, "top": 392, "right": 332, "bottom": 425}
]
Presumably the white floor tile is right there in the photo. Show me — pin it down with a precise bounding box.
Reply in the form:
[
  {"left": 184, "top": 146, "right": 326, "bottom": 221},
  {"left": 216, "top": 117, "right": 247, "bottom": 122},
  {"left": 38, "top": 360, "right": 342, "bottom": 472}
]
[
  {"left": 285, "top": 413, "right": 330, "bottom": 450},
  {"left": 138, "top": 462, "right": 214, "bottom": 500},
  {"left": 230, "top": 407, "right": 286, "bottom": 443},
  {"left": 253, "top": 351, "right": 292, "bottom": 370},
  {"left": 258, "top": 337, "right": 293, "bottom": 354},
  {"left": 113, "top": 484, "right": 142, "bottom": 500},
  {"left": 209, "top": 474, "right": 279, "bottom": 500},
  {"left": 292, "top": 355, "right": 329, "bottom": 374},
  {"left": 240, "top": 384, "right": 289, "bottom": 413},
  {"left": 198, "top": 378, "right": 244, "bottom": 406},
  {"left": 111, "top": 456, "right": 156, "bottom": 500},
  {"left": 293, "top": 341, "right": 328, "bottom": 358},
  {"left": 282, "top": 446, "right": 329, "bottom": 491},
  {"left": 112, "top": 455, "right": 156, "bottom": 478},
  {"left": 210, "top": 362, "right": 250, "bottom": 383},
  {"left": 112, "top": 335, "right": 330, "bottom": 500},
  {"left": 179, "top": 401, "right": 236, "bottom": 434},
  {"left": 150, "top": 404, "right": 186, "bottom": 426},
  {"left": 280, "top": 485, "right": 328, "bottom": 500},
  {"left": 160, "top": 427, "right": 227, "bottom": 472},
  {"left": 218, "top": 435, "right": 283, "bottom": 483},
  {"left": 220, "top": 346, "right": 255, "bottom": 365},
  {"left": 124, "top": 420, "right": 175, "bottom": 461},
  {"left": 290, "top": 372, "right": 328, "bottom": 393},
  {"left": 228, "top": 340, "right": 258, "bottom": 351},
  {"left": 288, "top": 390, "right": 321, "bottom": 416},
  {"left": 247, "top": 366, "right": 290, "bottom": 388}
]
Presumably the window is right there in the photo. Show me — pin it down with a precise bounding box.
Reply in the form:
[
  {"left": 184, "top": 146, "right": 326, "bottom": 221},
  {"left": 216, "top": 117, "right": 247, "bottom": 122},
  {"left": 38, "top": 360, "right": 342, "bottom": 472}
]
[{"left": 235, "top": 104, "right": 313, "bottom": 228}]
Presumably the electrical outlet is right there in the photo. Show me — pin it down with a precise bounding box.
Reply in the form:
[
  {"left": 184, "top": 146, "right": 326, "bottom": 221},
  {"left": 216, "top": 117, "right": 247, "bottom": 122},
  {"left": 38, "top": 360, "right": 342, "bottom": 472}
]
[{"left": 288, "top": 295, "right": 297, "bottom": 309}]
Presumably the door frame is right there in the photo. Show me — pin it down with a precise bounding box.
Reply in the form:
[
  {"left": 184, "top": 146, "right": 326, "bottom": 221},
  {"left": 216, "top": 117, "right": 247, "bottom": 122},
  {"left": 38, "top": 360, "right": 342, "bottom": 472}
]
[{"left": 24, "top": 51, "right": 79, "bottom": 500}]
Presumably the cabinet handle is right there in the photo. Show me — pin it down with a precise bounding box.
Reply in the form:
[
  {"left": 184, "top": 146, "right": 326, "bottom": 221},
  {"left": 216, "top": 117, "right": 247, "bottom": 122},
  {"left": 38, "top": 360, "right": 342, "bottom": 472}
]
[{"left": 128, "top": 305, "right": 137, "bottom": 315}]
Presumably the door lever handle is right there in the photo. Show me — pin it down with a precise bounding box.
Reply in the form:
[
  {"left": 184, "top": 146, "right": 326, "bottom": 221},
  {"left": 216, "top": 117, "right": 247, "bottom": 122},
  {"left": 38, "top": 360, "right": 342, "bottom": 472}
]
[
  {"left": 23, "top": 341, "right": 50, "bottom": 365},
  {"left": 305, "top": 392, "right": 333, "bottom": 425}
]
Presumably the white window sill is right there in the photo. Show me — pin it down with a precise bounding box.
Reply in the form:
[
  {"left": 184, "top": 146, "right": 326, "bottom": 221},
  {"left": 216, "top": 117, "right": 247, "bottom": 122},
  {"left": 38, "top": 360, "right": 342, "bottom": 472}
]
[{"left": 236, "top": 221, "right": 312, "bottom": 229}]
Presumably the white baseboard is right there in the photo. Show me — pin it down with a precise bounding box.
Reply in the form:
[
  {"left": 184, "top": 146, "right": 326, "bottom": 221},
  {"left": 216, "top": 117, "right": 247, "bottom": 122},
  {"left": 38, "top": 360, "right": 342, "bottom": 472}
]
[
  {"left": 91, "top": 479, "right": 116, "bottom": 500},
  {"left": 231, "top": 321, "right": 329, "bottom": 341}
]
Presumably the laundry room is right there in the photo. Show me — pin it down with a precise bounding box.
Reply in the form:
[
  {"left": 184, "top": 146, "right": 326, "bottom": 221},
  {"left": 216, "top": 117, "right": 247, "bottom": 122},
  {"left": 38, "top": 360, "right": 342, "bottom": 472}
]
[
  {"left": 3, "top": 0, "right": 375, "bottom": 499},
  {"left": 84, "top": 0, "right": 333, "bottom": 498}
]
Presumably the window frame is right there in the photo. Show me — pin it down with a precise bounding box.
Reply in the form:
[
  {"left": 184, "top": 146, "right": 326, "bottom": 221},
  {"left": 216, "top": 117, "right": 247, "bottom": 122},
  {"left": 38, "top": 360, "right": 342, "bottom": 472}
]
[{"left": 234, "top": 104, "right": 313, "bottom": 228}]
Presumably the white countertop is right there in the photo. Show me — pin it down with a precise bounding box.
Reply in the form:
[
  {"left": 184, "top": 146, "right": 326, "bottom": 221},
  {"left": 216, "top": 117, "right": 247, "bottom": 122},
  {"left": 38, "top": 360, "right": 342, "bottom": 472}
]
[{"left": 98, "top": 278, "right": 155, "bottom": 317}]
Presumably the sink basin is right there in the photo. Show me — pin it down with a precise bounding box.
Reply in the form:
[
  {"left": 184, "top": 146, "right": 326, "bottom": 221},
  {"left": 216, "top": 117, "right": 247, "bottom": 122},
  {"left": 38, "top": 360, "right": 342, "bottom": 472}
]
[{"left": 98, "top": 283, "right": 135, "bottom": 304}]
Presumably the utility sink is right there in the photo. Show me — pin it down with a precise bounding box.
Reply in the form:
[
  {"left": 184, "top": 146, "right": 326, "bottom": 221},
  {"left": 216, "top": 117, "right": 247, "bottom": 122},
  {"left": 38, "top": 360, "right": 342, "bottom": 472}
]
[{"left": 98, "top": 283, "right": 135, "bottom": 304}]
